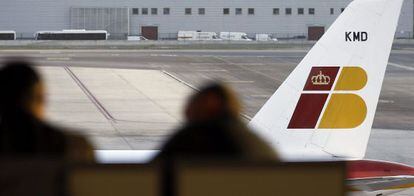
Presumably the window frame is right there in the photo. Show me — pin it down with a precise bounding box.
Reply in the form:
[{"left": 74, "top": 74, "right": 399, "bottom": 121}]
[
  {"left": 198, "top": 8, "right": 205, "bottom": 15},
  {"left": 248, "top": 8, "right": 255, "bottom": 15},
  {"left": 185, "top": 8, "right": 192, "bottom": 15},
  {"left": 223, "top": 8, "right": 230, "bottom": 15},
  {"left": 298, "top": 8, "right": 304, "bottom": 15},
  {"left": 163, "top": 8, "right": 170, "bottom": 15},
  {"left": 151, "top": 8, "right": 158, "bottom": 15},
  {"left": 142, "top": 8, "right": 148, "bottom": 15},
  {"left": 273, "top": 8, "right": 280, "bottom": 15},
  {"left": 235, "top": 8, "right": 242, "bottom": 15},
  {"left": 285, "top": 8, "right": 292, "bottom": 15},
  {"left": 330, "top": 8, "right": 334, "bottom": 15},
  {"left": 308, "top": 8, "right": 315, "bottom": 15},
  {"left": 132, "top": 8, "right": 139, "bottom": 15}
]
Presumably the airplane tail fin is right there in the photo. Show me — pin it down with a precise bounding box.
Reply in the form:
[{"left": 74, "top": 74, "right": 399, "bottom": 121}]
[{"left": 249, "top": 0, "right": 403, "bottom": 160}]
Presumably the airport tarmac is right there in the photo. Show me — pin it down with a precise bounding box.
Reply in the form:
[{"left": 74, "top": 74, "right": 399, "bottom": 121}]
[{"left": 0, "top": 49, "right": 413, "bottom": 168}]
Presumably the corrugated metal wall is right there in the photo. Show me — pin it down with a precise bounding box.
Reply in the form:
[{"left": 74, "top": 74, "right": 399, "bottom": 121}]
[{"left": 70, "top": 7, "right": 129, "bottom": 39}]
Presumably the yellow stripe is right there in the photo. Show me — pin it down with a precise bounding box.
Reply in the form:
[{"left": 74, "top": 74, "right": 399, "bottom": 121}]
[
  {"left": 383, "top": 183, "right": 414, "bottom": 190},
  {"left": 335, "top": 67, "right": 367, "bottom": 91},
  {"left": 319, "top": 94, "right": 367, "bottom": 129},
  {"left": 348, "top": 183, "right": 414, "bottom": 192}
]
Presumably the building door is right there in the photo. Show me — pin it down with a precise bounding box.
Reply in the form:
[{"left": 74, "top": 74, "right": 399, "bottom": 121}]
[
  {"left": 141, "top": 26, "right": 158, "bottom": 40},
  {"left": 308, "top": 26, "right": 325, "bottom": 41}
]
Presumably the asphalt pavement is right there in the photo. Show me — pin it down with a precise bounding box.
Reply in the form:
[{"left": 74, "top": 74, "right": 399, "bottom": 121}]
[{"left": 0, "top": 49, "right": 413, "bottom": 166}]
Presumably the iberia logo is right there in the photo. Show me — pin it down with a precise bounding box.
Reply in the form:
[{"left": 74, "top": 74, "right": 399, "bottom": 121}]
[{"left": 288, "top": 66, "right": 368, "bottom": 129}]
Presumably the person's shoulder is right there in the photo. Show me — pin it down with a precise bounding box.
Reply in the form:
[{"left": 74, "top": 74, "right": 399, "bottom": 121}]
[
  {"left": 40, "top": 123, "right": 87, "bottom": 142},
  {"left": 65, "top": 131, "right": 95, "bottom": 163},
  {"left": 41, "top": 123, "right": 95, "bottom": 162},
  {"left": 65, "top": 132, "right": 92, "bottom": 149},
  {"left": 38, "top": 121, "right": 66, "bottom": 137},
  {"left": 226, "top": 118, "right": 280, "bottom": 161}
]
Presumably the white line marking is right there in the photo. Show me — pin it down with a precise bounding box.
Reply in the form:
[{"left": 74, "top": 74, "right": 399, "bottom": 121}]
[
  {"left": 150, "top": 54, "right": 178, "bottom": 57},
  {"left": 46, "top": 57, "right": 71, "bottom": 61},
  {"left": 226, "top": 80, "right": 255, "bottom": 83},
  {"left": 251, "top": 94, "right": 271, "bottom": 98},
  {"left": 241, "top": 114, "right": 252, "bottom": 121},
  {"left": 161, "top": 70, "right": 199, "bottom": 91},
  {"left": 64, "top": 66, "right": 115, "bottom": 121},
  {"left": 379, "top": 99, "right": 395, "bottom": 104},
  {"left": 196, "top": 69, "right": 228, "bottom": 72},
  {"left": 39, "top": 51, "right": 61, "bottom": 54},
  {"left": 391, "top": 50, "right": 414, "bottom": 55},
  {"left": 388, "top": 62, "right": 414, "bottom": 71},
  {"left": 236, "top": 63, "right": 266, "bottom": 66},
  {"left": 161, "top": 70, "right": 253, "bottom": 122},
  {"left": 203, "top": 55, "right": 304, "bottom": 58},
  {"left": 201, "top": 75, "right": 213, "bottom": 80}
]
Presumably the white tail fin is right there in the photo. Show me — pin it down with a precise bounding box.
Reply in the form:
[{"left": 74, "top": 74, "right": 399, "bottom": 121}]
[{"left": 249, "top": 0, "right": 404, "bottom": 160}]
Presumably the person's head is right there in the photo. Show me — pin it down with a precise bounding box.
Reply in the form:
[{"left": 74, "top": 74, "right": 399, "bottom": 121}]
[
  {"left": 184, "top": 82, "right": 241, "bottom": 123},
  {"left": 0, "top": 61, "right": 45, "bottom": 120}
]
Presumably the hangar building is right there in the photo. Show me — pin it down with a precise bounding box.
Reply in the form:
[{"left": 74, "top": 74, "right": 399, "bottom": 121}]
[{"left": 0, "top": 0, "right": 412, "bottom": 40}]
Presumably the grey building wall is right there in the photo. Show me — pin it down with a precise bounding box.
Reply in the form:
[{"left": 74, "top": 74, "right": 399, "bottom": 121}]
[
  {"left": 0, "top": 0, "right": 69, "bottom": 38},
  {"left": 0, "top": 0, "right": 412, "bottom": 39},
  {"left": 127, "top": 0, "right": 350, "bottom": 38}
]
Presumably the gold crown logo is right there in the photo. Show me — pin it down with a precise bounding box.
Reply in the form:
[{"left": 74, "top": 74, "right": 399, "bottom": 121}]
[{"left": 311, "top": 71, "right": 331, "bottom": 85}]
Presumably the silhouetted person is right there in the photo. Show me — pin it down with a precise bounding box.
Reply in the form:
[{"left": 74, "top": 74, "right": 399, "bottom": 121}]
[
  {"left": 0, "top": 61, "right": 94, "bottom": 162},
  {"left": 153, "top": 82, "right": 277, "bottom": 161}
]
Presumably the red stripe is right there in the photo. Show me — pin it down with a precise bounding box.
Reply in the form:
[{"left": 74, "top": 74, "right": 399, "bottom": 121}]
[
  {"left": 347, "top": 160, "right": 414, "bottom": 179},
  {"left": 304, "top": 67, "right": 340, "bottom": 91},
  {"left": 288, "top": 94, "right": 328, "bottom": 129}
]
